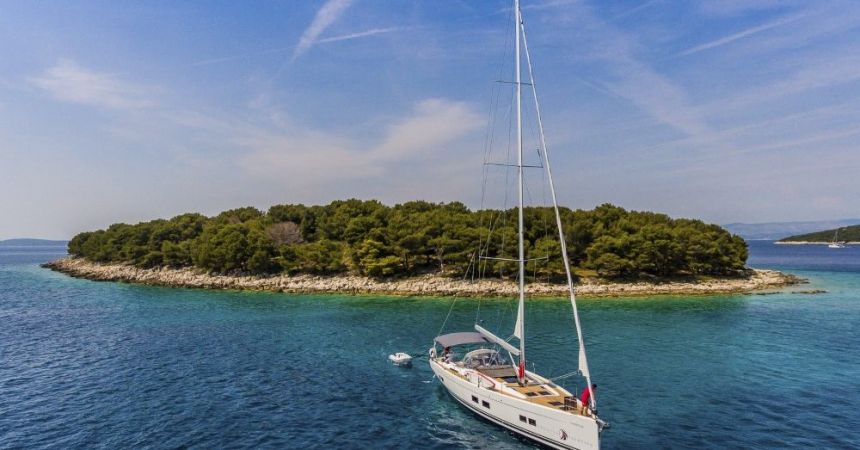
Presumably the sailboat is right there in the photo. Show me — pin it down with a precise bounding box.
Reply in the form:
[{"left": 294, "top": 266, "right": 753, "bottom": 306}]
[
  {"left": 429, "top": 2, "right": 606, "bottom": 449},
  {"left": 828, "top": 229, "right": 845, "bottom": 249}
]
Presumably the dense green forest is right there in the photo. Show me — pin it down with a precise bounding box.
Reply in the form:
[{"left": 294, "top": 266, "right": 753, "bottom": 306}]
[
  {"left": 780, "top": 225, "right": 860, "bottom": 242},
  {"left": 67, "top": 200, "right": 748, "bottom": 279}
]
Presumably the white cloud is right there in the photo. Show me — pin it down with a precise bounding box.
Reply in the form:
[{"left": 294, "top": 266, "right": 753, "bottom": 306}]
[
  {"left": 764, "top": 54, "right": 860, "bottom": 95},
  {"left": 238, "top": 98, "right": 483, "bottom": 183},
  {"left": 606, "top": 64, "right": 709, "bottom": 137},
  {"left": 370, "top": 99, "right": 483, "bottom": 160},
  {"left": 292, "top": 0, "right": 354, "bottom": 61},
  {"left": 676, "top": 14, "right": 803, "bottom": 57},
  {"left": 190, "top": 46, "right": 292, "bottom": 67},
  {"left": 560, "top": 3, "right": 711, "bottom": 137},
  {"left": 190, "top": 27, "right": 399, "bottom": 68},
  {"left": 316, "top": 27, "right": 401, "bottom": 44},
  {"left": 699, "top": 51, "right": 860, "bottom": 118},
  {"left": 610, "top": 0, "right": 661, "bottom": 21},
  {"left": 734, "top": 126, "right": 860, "bottom": 156},
  {"left": 29, "top": 59, "right": 154, "bottom": 110},
  {"left": 238, "top": 128, "right": 367, "bottom": 178},
  {"left": 697, "top": 0, "right": 797, "bottom": 17}
]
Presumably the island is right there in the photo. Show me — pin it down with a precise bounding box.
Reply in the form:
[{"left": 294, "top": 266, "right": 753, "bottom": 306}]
[
  {"left": 777, "top": 224, "right": 860, "bottom": 244},
  {"left": 44, "top": 200, "right": 800, "bottom": 297}
]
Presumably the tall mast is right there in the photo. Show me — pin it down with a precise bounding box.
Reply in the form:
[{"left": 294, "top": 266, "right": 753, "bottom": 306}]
[
  {"left": 519, "top": 13, "right": 596, "bottom": 411},
  {"left": 513, "top": 0, "right": 527, "bottom": 383}
]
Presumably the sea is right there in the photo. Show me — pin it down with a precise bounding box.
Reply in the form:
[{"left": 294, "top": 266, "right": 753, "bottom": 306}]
[{"left": 0, "top": 241, "right": 858, "bottom": 449}]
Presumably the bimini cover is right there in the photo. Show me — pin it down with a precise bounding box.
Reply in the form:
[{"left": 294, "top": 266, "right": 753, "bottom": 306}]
[{"left": 434, "top": 332, "right": 489, "bottom": 348}]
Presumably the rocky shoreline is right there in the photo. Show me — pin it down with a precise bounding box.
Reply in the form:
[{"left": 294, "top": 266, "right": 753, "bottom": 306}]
[{"left": 43, "top": 257, "right": 804, "bottom": 298}]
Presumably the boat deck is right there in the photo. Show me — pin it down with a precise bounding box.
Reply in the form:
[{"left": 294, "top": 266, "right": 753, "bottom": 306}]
[
  {"left": 501, "top": 377, "right": 580, "bottom": 412},
  {"left": 445, "top": 364, "right": 585, "bottom": 415}
]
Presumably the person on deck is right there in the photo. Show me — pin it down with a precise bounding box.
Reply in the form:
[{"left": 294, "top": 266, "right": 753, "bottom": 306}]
[{"left": 579, "top": 384, "right": 597, "bottom": 416}]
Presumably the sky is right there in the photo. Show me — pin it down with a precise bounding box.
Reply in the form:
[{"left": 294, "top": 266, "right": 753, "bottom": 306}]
[{"left": 1, "top": 0, "right": 859, "bottom": 239}]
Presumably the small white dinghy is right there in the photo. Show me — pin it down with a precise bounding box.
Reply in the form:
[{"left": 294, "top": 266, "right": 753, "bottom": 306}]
[{"left": 388, "top": 352, "right": 413, "bottom": 366}]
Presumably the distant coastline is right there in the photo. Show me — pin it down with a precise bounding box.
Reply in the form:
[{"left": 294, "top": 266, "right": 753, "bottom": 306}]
[
  {"left": 778, "top": 224, "right": 860, "bottom": 244},
  {"left": 774, "top": 241, "right": 859, "bottom": 245},
  {"left": 723, "top": 219, "right": 860, "bottom": 240},
  {"left": 44, "top": 257, "right": 803, "bottom": 298},
  {"left": 0, "top": 238, "right": 68, "bottom": 247}
]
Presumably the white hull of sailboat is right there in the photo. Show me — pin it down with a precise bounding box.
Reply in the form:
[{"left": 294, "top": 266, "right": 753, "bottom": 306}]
[{"left": 430, "top": 359, "right": 600, "bottom": 450}]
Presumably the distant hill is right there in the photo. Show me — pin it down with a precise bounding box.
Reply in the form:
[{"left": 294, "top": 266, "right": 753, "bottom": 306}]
[
  {"left": 724, "top": 219, "right": 860, "bottom": 240},
  {"left": 0, "top": 238, "right": 68, "bottom": 247},
  {"left": 780, "top": 225, "right": 860, "bottom": 243}
]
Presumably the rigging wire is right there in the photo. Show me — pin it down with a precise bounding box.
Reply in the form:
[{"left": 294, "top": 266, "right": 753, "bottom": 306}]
[{"left": 474, "top": 5, "right": 516, "bottom": 327}]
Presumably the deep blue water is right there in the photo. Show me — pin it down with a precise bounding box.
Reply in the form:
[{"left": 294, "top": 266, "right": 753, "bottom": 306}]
[{"left": 1, "top": 242, "right": 858, "bottom": 449}]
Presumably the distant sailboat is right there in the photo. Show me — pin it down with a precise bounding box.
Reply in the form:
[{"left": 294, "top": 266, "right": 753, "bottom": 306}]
[
  {"left": 828, "top": 229, "right": 845, "bottom": 249},
  {"left": 429, "top": 2, "right": 606, "bottom": 449}
]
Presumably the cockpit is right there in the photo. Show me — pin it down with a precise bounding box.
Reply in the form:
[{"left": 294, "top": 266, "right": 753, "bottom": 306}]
[{"left": 462, "top": 348, "right": 509, "bottom": 369}]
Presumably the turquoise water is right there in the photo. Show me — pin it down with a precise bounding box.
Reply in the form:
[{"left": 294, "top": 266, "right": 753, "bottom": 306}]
[{"left": 1, "top": 242, "right": 858, "bottom": 449}]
